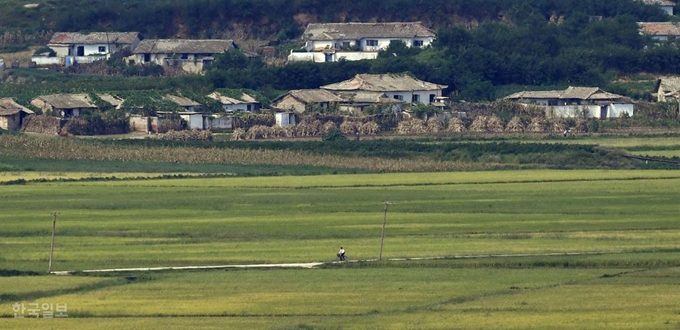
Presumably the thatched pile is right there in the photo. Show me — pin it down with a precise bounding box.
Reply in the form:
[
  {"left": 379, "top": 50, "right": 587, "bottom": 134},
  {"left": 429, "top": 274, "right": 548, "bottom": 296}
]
[
  {"left": 231, "top": 128, "right": 246, "bottom": 140},
  {"left": 21, "top": 115, "right": 61, "bottom": 135},
  {"left": 426, "top": 117, "right": 444, "bottom": 133},
  {"left": 396, "top": 118, "right": 427, "bottom": 135},
  {"left": 340, "top": 120, "right": 358, "bottom": 134},
  {"left": 487, "top": 115, "right": 505, "bottom": 133},
  {"left": 445, "top": 117, "right": 467, "bottom": 133},
  {"left": 322, "top": 121, "right": 338, "bottom": 134},
  {"left": 469, "top": 116, "right": 488, "bottom": 132},
  {"left": 574, "top": 118, "right": 588, "bottom": 133},
  {"left": 295, "top": 119, "right": 322, "bottom": 137},
  {"left": 159, "top": 129, "right": 213, "bottom": 141},
  {"left": 549, "top": 118, "right": 567, "bottom": 133},
  {"left": 527, "top": 117, "right": 548, "bottom": 133},
  {"left": 359, "top": 121, "right": 380, "bottom": 135},
  {"left": 505, "top": 116, "right": 525, "bottom": 133}
]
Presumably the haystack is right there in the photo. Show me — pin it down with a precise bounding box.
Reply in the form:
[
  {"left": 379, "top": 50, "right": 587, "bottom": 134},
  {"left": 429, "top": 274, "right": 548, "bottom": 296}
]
[
  {"left": 574, "top": 118, "right": 588, "bottom": 133},
  {"left": 232, "top": 128, "right": 246, "bottom": 140},
  {"left": 487, "top": 115, "right": 505, "bottom": 133},
  {"left": 340, "top": 120, "right": 359, "bottom": 134},
  {"left": 426, "top": 117, "right": 443, "bottom": 133},
  {"left": 295, "top": 119, "right": 322, "bottom": 137},
  {"left": 322, "top": 121, "right": 338, "bottom": 134},
  {"left": 505, "top": 116, "right": 525, "bottom": 133},
  {"left": 527, "top": 117, "right": 547, "bottom": 133},
  {"left": 359, "top": 121, "right": 380, "bottom": 135},
  {"left": 445, "top": 117, "right": 467, "bottom": 133},
  {"left": 549, "top": 118, "right": 566, "bottom": 133},
  {"left": 469, "top": 116, "right": 487, "bottom": 132},
  {"left": 396, "top": 118, "right": 426, "bottom": 135}
]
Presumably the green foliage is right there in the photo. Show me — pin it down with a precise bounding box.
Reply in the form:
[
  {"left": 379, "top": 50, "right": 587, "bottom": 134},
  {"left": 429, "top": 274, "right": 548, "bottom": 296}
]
[
  {"left": 321, "top": 128, "right": 347, "bottom": 142},
  {"left": 32, "top": 46, "right": 56, "bottom": 57}
]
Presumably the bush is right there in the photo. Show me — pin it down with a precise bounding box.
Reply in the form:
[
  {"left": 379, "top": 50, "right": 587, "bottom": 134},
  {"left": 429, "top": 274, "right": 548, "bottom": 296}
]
[{"left": 322, "top": 128, "right": 347, "bottom": 142}]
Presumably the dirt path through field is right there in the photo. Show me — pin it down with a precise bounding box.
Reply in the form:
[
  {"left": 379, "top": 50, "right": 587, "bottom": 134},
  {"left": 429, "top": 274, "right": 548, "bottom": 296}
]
[{"left": 50, "top": 251, "right": 618, "bottom": 275}]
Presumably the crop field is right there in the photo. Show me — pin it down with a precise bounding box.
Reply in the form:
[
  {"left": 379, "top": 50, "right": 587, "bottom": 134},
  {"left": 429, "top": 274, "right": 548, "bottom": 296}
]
[{"left": 1, "top": 169, "right": 679, "bottom": 328}]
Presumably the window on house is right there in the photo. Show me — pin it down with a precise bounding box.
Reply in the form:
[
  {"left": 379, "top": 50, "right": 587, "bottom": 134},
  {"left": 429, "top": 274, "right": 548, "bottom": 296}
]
[
  {"left": 412, "top": 94, "right": 420, "bottom": 103},
  {"left": 181, "top": 54, "right": 189, "bottom": 60},
  {"left": 393, "top": 95, "right": 403, "bottom": 101},
  {"left": 366, "top": 40, "right": 378, "bottom": 47},
  {"left": 413, "top": 40, "right": 424, "bottom": 47},
  {"left": 429, "top": 94, "right": 436, "bottom": 103},
  {"left": 342, "top": 41, "right": 350, "bottom": 49},
  {"left": 98, "top": 46, "right": 106, "bottom": 52}
]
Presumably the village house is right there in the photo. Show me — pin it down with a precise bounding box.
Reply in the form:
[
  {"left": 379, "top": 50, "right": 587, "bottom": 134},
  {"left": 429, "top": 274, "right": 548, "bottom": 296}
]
[
  {"left": 131, "top": 39, "right": 236, "bottom": 73},
  {"left": 504, "top": 86, "right": 634, "bottom": 119},
  {"left": 34, "top": 32, "right": 141, "bottom": 66},
  {"left": 654, "top": 76, "right": 680, "bottom": 102},
  {"left": 271, "top": 89, "right": 344, "bottom": 113},
  {"left": 289, "top": 22, "right": 435, "bottom": 63},
  {"left": 31, "top": 94, "right": 99, "bottom": 118},
  {"left": 639, "top": 0, "right": 675, "bottom": 15},
  {"left": 321, "top": 74, "right": 447, "bottom": 105},
  {"left": 0, "top": 98, "right": 34, "bottom": 131},
  {"left": 156, "top": 111, "right": 209, "bottom": 130},
  {"left": 207, "top": 92, "right": 260, "bottom": 112},
  {"left": 333, "top": 91, "right": 403, "bottom": 114},
  {"left": 638, "top": 22, "right": 680, "bottom": 41}
]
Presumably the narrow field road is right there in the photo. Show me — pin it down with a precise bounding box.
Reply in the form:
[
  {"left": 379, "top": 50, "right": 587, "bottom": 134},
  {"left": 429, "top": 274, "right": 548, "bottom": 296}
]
[{"left": 50, "top": 251, "right": 619, "bottom": 275}]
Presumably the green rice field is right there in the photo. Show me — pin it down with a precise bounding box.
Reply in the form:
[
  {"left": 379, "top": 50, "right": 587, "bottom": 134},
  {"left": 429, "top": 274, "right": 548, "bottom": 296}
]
[{"left": 1, "top": 169, "right": 679, "bottom": 328}]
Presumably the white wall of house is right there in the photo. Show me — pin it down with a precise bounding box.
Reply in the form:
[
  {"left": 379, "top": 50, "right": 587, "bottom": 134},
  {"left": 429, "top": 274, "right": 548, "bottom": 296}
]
[
  {"left": 288, "top": 51, "right": 378, "bottom": 63},
  {"left": 208, "top": 115, "right": 233, "bottom": 129},
  {"left": 546, "top": 104, "right": 633, "bottom": 119},
  {"left": 179, "top": 113, "right": 205, "bottom": 129},
  {"left": 31, "top": 56, "right": 64, "bottom": 66},
  {"left": 608, "top": 103, "right": 634, "bottom": 118},
  {"left": 306, "top": 37, "right": 432, "bottom": 52},
  {"left": 276, "top": 112, "right": 296, "bottom": 127},
  {"left": 383, "top": 90, "right": 442, "bottom": 105},
  {"left": 222, "top": 103, "right": 257, "bottom": 112}
]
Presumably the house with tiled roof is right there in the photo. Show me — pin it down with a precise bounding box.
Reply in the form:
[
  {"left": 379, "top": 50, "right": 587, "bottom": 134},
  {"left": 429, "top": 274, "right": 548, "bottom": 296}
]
[
  {"left": 0, "top": 98, "right": 33, "bottom": 130},
  {"left": 33, "top": 32, "right": 142, "bottom": 66},
  {"left": 289, "top": 22, "right": 434, "bottom": 63},
  {"left": 654, "top": 76, "right": 680, "bottom": 101},
  {"left": 504, "top": 87, "right": 634, "bottom": 119},
  {"left": 271, "top": 89, "right": 344, "bottom": 113},
  {"left": 163, "top": 94, "right": 202, "bottom": 112},
  {"left": 639, "top": 0, "right": 675, "bottom": 15},
  {"left": 638, "top": 22, "right": 680, "bottom": 41},
  {"left": 31, "top": 94, "right": 99, "bottom": 118},
  {"left": 132, "top": 39, "right": 236, "bottom": 72},
  {"left": 207, "top": 92, "right": 260, "bottom": 112},
  {"left": 321, "top": 74, "right": 447, "bottom": 105}
]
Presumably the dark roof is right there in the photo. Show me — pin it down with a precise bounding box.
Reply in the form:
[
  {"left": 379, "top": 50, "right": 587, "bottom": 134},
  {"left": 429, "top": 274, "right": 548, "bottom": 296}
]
[
  {"left": 207, "top": 92, "right": 258, "bottom": 105},
  {"left": 321, "top": 74, "right": 447, "bottom": 92},
  {"left": 274, "top": 89, "right": 344, "bottom": 104},
  {"left": 133, "top": 39, "right": 235, "bottom": 54},
  {"left": 163, "top": 94, "right": 202, "bottom": 107},
  {"left": 34, "top": 94, "right": 97, "bottom": 109},
  {"left": 0, "top": 98, "right": 33, "bottom": 116},
  {"left": 640, "top": 0, "right": 676, "bottom": 6},
  {"left": 505, "top": 86, "right": 629, "bottom": 101},
  {"left": 303, "top": 22, "right": 435, "bottom": 41},
  {"left": 49, "top": 32, "right": 140, "bottom": 45}
]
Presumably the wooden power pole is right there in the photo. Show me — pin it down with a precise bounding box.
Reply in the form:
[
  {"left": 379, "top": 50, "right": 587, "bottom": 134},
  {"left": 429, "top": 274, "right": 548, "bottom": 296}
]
[
  {"left": 379, "top": 202, "right": 390, "bottom": 260},
  {"left": 48, "top": 212, "right": 59, "bottom": 273}
]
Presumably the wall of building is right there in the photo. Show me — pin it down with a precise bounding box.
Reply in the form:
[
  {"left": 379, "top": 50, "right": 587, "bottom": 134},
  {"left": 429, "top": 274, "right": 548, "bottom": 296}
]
[
  {"left": 288, "top": 51, "right": 378, "bottom": 63},
  {"left": 307, "top": 37, "right": 432, "bottom": 52},
  {"left": 129, "top": 115, "right": 151, "bottom": 133},
  {"left": 31, "top": 56, "right": 64, "bottom": 66},
  {"left": 208, "top": 115, "right": 233, "bottom": 129},
  {"left": 275, "top": 112, "right": 296, "bottom": 127},
  {"left": 382, "top": 90, "right": 442, "bottom": 105}
]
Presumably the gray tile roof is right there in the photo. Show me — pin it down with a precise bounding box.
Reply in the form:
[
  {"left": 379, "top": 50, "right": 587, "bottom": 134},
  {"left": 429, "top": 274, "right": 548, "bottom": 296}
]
[
  {"left": 0, "top": 98, "right": 33, "bottom": 116},
  {"left": 303, "top": 22, "right": 435, "bottom": 41},
  {"left": 505, "top": 86, "right": 628, "bottom": 101},
  {"left": 133, "top": 39, "right": 235, "bottom": 54},
  {"left": 276, "top": 89, "right": 344, "bottom": 104},
  {"left": 34, "top": 94, "right": 98, "bottom": 109},
  {"left": 207, "top": 92, "right": 258, "bottom": 105},
  {"left": 49, "top": 32, "right": 140, "bottom": 45},
  {"left": 321, "top": 74, "right": 447, "bottom": 92},
  {"left": 163, "top": 94, "right": 202, "bottom": 107},
  {"left": 657, "top": 76, "right": 680, "bottom": 92}
]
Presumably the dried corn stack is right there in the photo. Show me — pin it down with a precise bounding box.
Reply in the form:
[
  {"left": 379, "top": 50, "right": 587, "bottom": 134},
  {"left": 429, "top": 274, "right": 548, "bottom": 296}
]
[
  {"left": 232, "top": 128, "right": 246, "bottom": 140},
  {"left": 359, "top": 121, "right": 381, "bottom": 135},
  {"left": 527, "top": 117, "right": 547, "bottom": 133},
  {"left": 487, "top": 115, "right": 505, "bottom": 133},
  {"left": 575, "top": 118, "right": 588, "bottom": 133},
  {"left": 396, "top": 118, "right": 426, "bottom": 135},
  {"left": 340, "top": 120, "right": 358, "bottom": 134},
  {"left": 322, "top": 121, "right": 338, "bottom": 134},
  {"left": 549, "top": 118, "right": 566, "bottom": 133},
  {"left": 469, "top": 116, "right": 488, "bottom": 132},
  {"left": 445, "top": 117, "right": 467, "bottom": 133},
  {"left": 505, "top": 116, "right": 525, "bottom": 133},
  {"left": 245, "top": 125, "right": 270, "bottom": 140},
  {"left": 426, "top": 117, "right": 443, "bottom": 133}
]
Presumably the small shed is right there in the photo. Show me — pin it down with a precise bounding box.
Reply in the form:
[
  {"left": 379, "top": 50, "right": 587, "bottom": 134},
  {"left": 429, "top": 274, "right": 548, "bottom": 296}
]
[
  {"left": 276, "top": 112, "right": 296, "bottom": 127},
  {"left": 0, "top": 98, "right": 34, "bottom": 130}
]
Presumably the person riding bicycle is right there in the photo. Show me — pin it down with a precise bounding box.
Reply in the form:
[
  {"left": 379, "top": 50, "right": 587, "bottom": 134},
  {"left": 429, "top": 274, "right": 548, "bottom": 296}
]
[{"left": 337, "top": 247, "right": 346, "bottom": 261}]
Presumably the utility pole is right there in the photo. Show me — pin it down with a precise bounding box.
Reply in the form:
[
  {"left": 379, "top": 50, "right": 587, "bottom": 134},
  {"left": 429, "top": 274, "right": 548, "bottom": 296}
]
[
  {"left": 48, "top": 212, "right": 59, "bottom": 273},
  {"left": 379, "top": 202, "right": 391, "bottom": 261}
]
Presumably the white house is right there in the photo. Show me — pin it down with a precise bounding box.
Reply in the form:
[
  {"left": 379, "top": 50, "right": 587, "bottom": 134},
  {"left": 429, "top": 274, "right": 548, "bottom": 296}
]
[
  {"left": 275, "top": 112, "right": 296, "bottom": 128},
  {"left": 638, "top": 22, "right": 680, "bottom": 41},
  {"left": 321, "top": 74, "right": 447, "bottom": 105},
  {"left": 132, "top": 39, "right": 236, "bottom": 72},
  {"left": 289, "top": 22, "right": 435, "bottom": 63},
  {"left": 271, "top": 89, "right": 344, "bottom": 113},
  {"left": 639, "top": 0, "right": 675, "bottom": 15},
  {"left": 504, "top": 86, "right": 634, "bottom": 119},
  {"left": 163, "top": 94, "right": 202, "bottom": 112},
  {"left": 207, "top": 92, "right": 260, "bottom": 112},
  {"left": 35, "top": 32, "right": 141, "bottom": 66}
]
